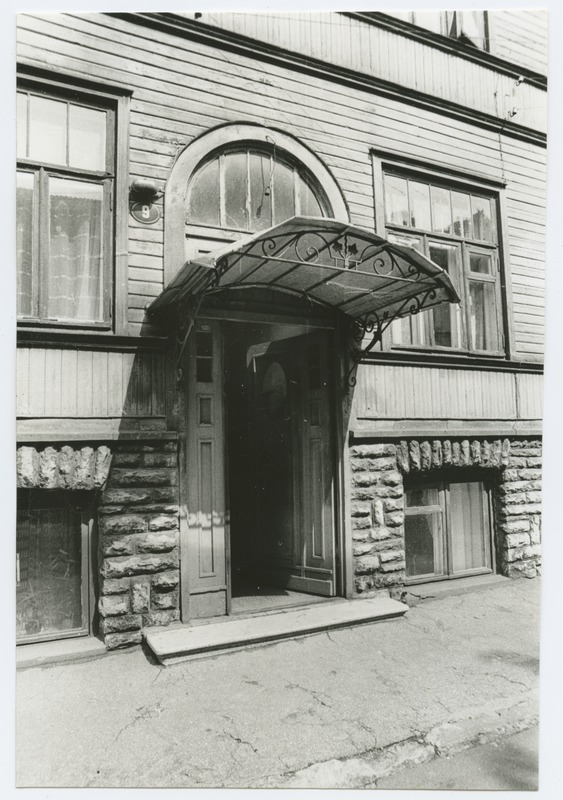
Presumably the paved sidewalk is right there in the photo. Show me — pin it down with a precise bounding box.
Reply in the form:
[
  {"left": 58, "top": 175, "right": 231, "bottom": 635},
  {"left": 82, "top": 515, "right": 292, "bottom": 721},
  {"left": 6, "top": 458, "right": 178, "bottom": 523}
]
[{"left": 16, "top": 578, "right": 540, "bottom": 788}]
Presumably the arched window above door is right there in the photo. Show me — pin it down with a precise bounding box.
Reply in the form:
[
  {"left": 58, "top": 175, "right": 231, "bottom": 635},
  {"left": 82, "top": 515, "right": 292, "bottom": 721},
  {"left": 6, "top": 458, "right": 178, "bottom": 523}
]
[
  {"left": 186, "top": 146, "right": 328, "bottom": 232},
  {"left": 164, "top": 124, "right": 348, "bottom": 285}
]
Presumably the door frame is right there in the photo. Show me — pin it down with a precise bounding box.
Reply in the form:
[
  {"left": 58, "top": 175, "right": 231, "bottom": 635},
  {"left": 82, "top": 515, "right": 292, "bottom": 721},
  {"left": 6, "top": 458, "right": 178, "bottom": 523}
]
[{"left": 179, "top": 307, "right": 350, "bottom": 621}]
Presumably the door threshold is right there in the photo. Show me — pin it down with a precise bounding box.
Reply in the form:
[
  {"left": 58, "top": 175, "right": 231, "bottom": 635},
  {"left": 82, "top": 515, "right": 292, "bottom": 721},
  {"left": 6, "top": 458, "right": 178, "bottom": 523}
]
[{"left": 144, "top": 596, "right": 407, "bottom": 665}]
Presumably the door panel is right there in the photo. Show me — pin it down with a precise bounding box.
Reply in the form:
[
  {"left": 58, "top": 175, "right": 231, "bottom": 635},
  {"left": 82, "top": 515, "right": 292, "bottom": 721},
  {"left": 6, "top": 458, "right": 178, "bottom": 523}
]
[
  {"left": 185, "top": 320, "right": 228, "bottom": 618},
  {"left": 248, "top": 333, "right": 336, "bottom": 596}
]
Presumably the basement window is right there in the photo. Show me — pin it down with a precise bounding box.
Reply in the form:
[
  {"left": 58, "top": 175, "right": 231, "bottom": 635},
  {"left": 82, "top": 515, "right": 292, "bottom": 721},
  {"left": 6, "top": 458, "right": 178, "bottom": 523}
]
[
  {"left": 16, "top": 490, "right": 96, "bottom": 644},
  {"left": 404, "top": 474, "right": 493, "bottom": 583}
]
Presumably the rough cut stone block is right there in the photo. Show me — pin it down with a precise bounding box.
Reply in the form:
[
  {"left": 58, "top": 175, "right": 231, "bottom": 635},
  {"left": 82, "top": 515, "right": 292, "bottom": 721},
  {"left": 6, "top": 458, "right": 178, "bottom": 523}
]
[
  {"left": 396, "top": 441, "right": 409, "bottom": 474},
  {"left": 354, "top": 472, "right": 378, "bottom": 487},
  {"left": 352, "top": 517, "right": 371, "bottom": 531},
  {"left": 490, "top": 440, "right": 502, "bottom": 467},
  {"left": 94, "top": 446, "right": 112, "bottom": 487},
  {"left": 100, "top": 577, "right": 130, "bottom": 596},
  {"left": 380, "top": 559, "right": 406, "bottom": 573},
  {"left": 379, "top": 549, "right": 405, "bottom": 563},
  {"left": 371, "top": 527, "right": 393, "bottom": 541},
  {"left": 351, "top": 502, "right": 371, "bottom": 517},
  {"left": 442, "top": 439, "right": 452, "bottom": 466},
  {"left": 101, "top": 534, "right": 134, "bottom": 557},
  {"left": 148, "top": 515, "right": 179, "bottom": 532},
  {"left": 17, "top": 446, "right": 39, "bottom": 487},
  {"left": 420, "top": 441, "right": 432, "bottom": 470},
  {"left": 354, "top": 555, "right": 380, "bottom": 575},
  {"left": 505, "top": 532, "right": 531, "bottom": 548},
  {"left": 136, "top": 531, "right": 178, "bottom": 553},
  {"left": 526, "top": 457, "right": 542, "bottom": 468},
  {"left": 374, "top": 571, "right": 405, "bottom": 588},
  {"left": 501, "top": 469, "right": 519, "bottom": 483},
  {"left": 109, "top": 468, "right": 177, "bottom": 488},
  {"left": 381, "top": 470, "right": 401, "bottom": 487},
  {"left": 470, "top": 440, "right": 481, "bottom": 464},
  {"left": 500, "top": 519, "right": 531, "bottom": 534},
  {"left": 503, "top": 503, "right": 542, "bottom": 517},
  {"left": 504, "top": 492, "right": 527, "bottom": 505},
  {"left": 353, "top": 542, "right": 376, "bottom": 557},
  {"left": 409, "top": 441, "right": 421, "bottom": 471},
  {"left": 39, "top": 447, "right": 59, "bottom": 488},
  {"left": 100, "top": 515, "right": 147, "bottom": 535},
  {"left": 101, "top": 552, "right": 179, "bottom": 579},
  {"left": 518, "top": 470, "right": 542, "bottom": 481},
  {"left": 480, "top": 440, "right": 491, "bottom": 465},
  {"left": 104, "top": 631, "right": 143, "bottom": 650},
  {"left": 112, "top": 452, "right": 143, "bottom": 467},
  {"left": 353, "top": 529, "right": 370, "bottom": 541},
  {"left": 101, "top": 487, "right": 178, "bottom": 506},
  {"left": 131, "top": 580, "right": 151, "bottom": 613},
  {"left": 351, "top": 488, "right": 372, "bottom": 502},
  {"left": 74, "top": 447, "right": 96, "bottom": 489},
  {"left": 355, "top": 575, "right": 375, "bottom": 594},
  {"left": 142, "top": 609, "right": 180, "bottom": 627},
  {"left": 501, "top": 439, "right": 511, "bottom": 463},
  {"left": 100, "top": 614, "right": 142, "bottom": 634},
  {"left": 99, "top": 594, "right": 130, "bottom": 617},
  {"left": 59, "top": 445, "right": 77, "bottom": 489},
  {"left": 452, "top": 441, "right": 461, "bottom": 466},
  {"left": 383, "top": 497, "right": 403, "bottom": 512},
  {"left": 352, "top": 444, "right": 395, "bottom": 458},
  {"left": 371, "top": 499, "right": 385, "bottom": 526},
  {"left": 507, "top": 561, "right": 537, "bottom": 579},
  {"left": 431, "top": 440, "right": 443, "bottom": 468},
  {"left": 151, "top": 571, "right": 179, "bottom": 590},
  {"left": 460, "top": 440, "right": 470, "bottom": 466},
  {"left": 385, "top": 512, "right": 404, "bottom": 527},
  {"left": 151, "top": 590, "right": 179, "bottom": 610}
]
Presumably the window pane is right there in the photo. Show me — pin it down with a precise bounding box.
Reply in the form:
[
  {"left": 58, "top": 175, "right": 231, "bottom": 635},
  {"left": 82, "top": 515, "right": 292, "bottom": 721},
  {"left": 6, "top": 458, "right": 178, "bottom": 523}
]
[
  {"left": 388, "top": 233, "right": 428, "bottom": 346},
  {"left": 412, "top": 11, "right": 444, "bottom": 34},
  {"left": 17, "top": 172, "right": 35, "bottom": 317},
  {"left": 69, "top": 105, "right": 107, "bottom": 171},
  {"left": 187, "top": 158, "right": 220, "bottom": 226},
  {"left": 406, "top": 486, "right": 439, "bottom": 508},
  {"left": 459, "top": 10, "right": 486, "bottom": 47},
  {"left": 430, "top": 185, "right": 453, "bottom": 233},
  {"left": 29, "top": 95, "right": 67, "bottom": 165},
  {"left": 273, "top": 161, "right": 295, "bottom": 224},
  {"left": 469, "top": 252, "right": 493, "bottom": 274},
  {"left": 300, "top": 177, "right": 324, "bottom": 218},
  {"left": 385, "top": 175, "right": 409, "bottom": 226},
  {"left": 452, "top": 191, "right": 472, "bottom": 238},
  {"left": 449, "top": 481, "right": 490, "bottom": 573},
  {"left": 249, "top": 152, "right": 272, "bottom": 231},
  {"left": 409, "top": 180, "right": 431, "bottom": 229},
  {"left": 48, "top": 178, "right": 104, "bottom": 322},
  {"left": 428, "top": 243, "right": 461, "bottom": 347},
  {"left": 224, "top": 151, "right": 249, "bottom": 230},
  {"left": 469, "top": 280, "right": 499, "bottom": 351},
  {"left": 405, "top": 510, "right": 445, "bottom": 578},
  {"left": 471, "top": 196, "right": 496, "bottom": 242},
  {"left": 17, "top": 92, "right": 28, "bottom": 159},
  {"left": 17, "top": 506, "right": 84, "bottom": 640}
]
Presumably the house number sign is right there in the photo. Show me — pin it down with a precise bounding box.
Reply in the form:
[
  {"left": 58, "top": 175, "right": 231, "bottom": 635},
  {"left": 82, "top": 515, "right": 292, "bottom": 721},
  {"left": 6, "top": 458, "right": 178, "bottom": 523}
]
[{"left": 130, "top": 201, "right": 160, "bottom": 224}]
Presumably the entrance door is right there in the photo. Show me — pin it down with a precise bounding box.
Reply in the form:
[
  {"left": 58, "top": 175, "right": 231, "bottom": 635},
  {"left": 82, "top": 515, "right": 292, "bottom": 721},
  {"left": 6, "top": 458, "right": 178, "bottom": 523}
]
[{"left": 248, "top": 334, "right": 336, "bottom": 596}]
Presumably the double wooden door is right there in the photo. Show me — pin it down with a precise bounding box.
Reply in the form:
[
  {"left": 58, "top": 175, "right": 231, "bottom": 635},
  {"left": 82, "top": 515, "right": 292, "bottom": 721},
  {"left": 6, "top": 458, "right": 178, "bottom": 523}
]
[{"left": 185, "top": 322, "right": 336, "bottom": 620}]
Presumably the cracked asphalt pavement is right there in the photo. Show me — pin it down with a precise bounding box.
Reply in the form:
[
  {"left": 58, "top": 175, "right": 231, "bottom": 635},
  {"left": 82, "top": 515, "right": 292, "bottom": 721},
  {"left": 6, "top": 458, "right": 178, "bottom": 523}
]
[{"left": 16, "top": 578, "right": 540, "bottom": 788}]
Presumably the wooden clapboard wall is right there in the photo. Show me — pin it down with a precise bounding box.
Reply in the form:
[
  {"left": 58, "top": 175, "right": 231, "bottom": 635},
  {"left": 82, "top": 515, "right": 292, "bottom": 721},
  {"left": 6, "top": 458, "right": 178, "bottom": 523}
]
[
  {"left": 15, "top": 9, "right": 546, "bottom": 435},
  {"left": 187, "top": 11, "right": 548, "bottom": 132}
]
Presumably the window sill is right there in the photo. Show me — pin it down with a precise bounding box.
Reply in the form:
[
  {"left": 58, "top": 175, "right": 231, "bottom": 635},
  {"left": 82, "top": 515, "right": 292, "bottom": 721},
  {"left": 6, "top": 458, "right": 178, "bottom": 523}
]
[
  {"left": 363, "top": 349, "right": 543, "bottom": 373},
  {"left": 402, "top": 573, "right": 509, "bottom": 604},
  {"left": 16, "top": 635, "right": 107, "bottom": 670},
  {"left": 17, "top": 327, "right": 168, "bottom": 350}
]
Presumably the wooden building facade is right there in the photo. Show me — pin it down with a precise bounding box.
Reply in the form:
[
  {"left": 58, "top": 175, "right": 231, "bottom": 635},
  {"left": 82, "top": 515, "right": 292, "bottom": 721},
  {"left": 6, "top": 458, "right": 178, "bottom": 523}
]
[{"left": 16, "top": 10, "right": 546, "bottom": 649}]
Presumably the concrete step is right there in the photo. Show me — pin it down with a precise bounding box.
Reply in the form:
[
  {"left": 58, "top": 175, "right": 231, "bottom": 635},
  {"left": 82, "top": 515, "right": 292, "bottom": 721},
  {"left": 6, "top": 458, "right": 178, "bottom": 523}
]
[{"left": 145, "top": 596, "right": 407, "bottom": 665}]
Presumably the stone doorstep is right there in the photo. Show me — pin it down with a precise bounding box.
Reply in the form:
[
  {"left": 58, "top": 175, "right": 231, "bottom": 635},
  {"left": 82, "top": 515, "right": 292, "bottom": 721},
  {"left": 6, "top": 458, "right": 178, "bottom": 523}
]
[
  {"left": 145, "top": 596, "right": 408, "bottom": 665},
  {"left": 16, "top": 635, "right": 107, "bottom": 670}
]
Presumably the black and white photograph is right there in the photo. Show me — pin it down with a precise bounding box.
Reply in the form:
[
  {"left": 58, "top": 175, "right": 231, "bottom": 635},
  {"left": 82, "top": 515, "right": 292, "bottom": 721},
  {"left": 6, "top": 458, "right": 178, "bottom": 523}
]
[{"left": 7, "top": 1, "right": 562, "bottom": 794}]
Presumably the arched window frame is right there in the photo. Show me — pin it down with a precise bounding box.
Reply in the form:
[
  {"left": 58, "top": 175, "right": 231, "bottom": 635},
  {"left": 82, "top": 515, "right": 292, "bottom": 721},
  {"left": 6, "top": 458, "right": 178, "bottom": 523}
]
[{"left": 164, "top": 124, "right": 348, "bottom": 286}]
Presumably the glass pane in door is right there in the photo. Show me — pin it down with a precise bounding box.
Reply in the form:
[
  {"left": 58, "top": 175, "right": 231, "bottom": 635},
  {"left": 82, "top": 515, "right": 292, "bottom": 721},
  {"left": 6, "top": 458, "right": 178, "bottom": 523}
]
[
  {"left": 449, "top": 481, "right": 491, "bottom": 573},
  {"left": 405, "top": 486, "right": 445, "bottom": 578}
]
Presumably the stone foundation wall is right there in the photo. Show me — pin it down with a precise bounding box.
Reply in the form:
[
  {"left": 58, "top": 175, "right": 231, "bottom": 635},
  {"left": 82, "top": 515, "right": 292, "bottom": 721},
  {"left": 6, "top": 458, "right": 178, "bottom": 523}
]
[
  {"left": 350, "top": 437, "right": 542, "bottom": 597},
  {"left": 97, "top": 440, "right": 180, "bottom": 649}
]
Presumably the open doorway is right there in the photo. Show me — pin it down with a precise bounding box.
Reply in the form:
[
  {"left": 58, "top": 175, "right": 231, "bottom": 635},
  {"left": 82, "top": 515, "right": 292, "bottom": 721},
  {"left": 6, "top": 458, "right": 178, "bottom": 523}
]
[{"left": 223, "top": 321, "right": 338, "bottom": 614}]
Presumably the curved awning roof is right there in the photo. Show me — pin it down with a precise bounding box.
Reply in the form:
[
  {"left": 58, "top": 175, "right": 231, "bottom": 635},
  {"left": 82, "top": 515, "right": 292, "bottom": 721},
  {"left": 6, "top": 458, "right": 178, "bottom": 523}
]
[{"left": 149, "top": 217, "right": 460, "bottom": 325}]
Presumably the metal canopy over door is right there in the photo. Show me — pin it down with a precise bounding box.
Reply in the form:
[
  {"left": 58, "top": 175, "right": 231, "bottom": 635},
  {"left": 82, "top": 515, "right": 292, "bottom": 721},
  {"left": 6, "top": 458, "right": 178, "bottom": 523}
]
[{"left": 248, "top": 333, "right": 336, "bottom": 596}]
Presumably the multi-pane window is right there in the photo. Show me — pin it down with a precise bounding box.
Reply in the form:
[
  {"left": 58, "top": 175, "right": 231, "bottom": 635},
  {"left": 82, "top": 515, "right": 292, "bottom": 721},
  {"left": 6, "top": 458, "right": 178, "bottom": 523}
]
[
  {"left": 384, "top": 172, "right": 503, "bottom": 354},
  {"left": 397, "top": 10, "right": 489, "bottom": 51},
  {"left": 17, "top": 86, "right": 114, "bottom": 326},
  {"left": 404, "top": 476, "right": 493, "bottom": 582},
  {"left": 16, "top": 490, "right": 94, "bottom": 643},
  {"left": 186, "top": 147, "right": 328, "bottom": 233}
]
